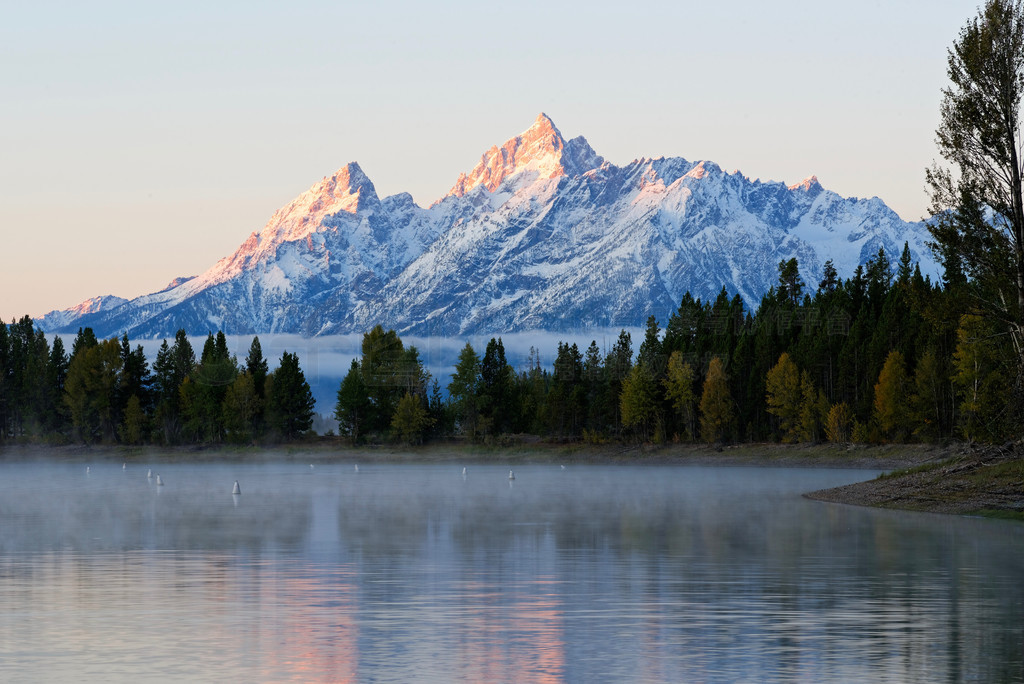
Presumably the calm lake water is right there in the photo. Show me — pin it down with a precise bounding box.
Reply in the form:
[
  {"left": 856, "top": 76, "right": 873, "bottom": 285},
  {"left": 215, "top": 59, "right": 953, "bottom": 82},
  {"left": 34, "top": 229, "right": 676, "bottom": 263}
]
[{"left": 0, "top": 460, "right": 1021, "bottom": 683}]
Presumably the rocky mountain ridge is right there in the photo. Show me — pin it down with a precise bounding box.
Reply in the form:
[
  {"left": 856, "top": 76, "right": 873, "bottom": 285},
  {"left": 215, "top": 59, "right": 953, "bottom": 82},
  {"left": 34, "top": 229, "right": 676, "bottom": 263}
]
[{"left": 40, "top": 113, "right": 938, "bottom": 338}]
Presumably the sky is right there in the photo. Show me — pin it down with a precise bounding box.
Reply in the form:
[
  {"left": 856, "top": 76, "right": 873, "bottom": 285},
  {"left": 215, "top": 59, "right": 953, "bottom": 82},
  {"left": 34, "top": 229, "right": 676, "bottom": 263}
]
[{"left": 1, "top": 0, "right": 979, "bottom": 323}]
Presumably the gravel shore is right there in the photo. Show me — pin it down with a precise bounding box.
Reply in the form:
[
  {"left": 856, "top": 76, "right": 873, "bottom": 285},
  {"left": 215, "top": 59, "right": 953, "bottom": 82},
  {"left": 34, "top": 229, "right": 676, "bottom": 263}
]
[{"left": 805, "top": 440, "right": 1024, "bottom": 517}]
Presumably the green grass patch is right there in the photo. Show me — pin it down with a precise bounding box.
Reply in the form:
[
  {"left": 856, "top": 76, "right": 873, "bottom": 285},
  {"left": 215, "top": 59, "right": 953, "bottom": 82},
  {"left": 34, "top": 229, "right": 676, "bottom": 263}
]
[
  {"left": 969, "top": 458, "right": 1024, "bottom": 482},
  {"left": 971, "top": 508, "right": 1024, "bottom": 521},
  {"left": 876, "top": 461, "right": 945, "bottom": 480}
]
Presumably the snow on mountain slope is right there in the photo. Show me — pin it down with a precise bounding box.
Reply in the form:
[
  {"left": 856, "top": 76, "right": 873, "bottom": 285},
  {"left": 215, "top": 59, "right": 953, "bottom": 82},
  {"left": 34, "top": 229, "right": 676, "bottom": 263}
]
[
  {"left": 444, "top": 113, "right": 604, "bottom": 199},
  {"left": 40, "top": 115, "right": 938, "bottom": 339}
]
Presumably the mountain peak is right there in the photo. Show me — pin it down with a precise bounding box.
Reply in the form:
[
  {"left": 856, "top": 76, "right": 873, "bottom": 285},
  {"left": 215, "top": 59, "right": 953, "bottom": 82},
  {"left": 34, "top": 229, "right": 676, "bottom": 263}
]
[
  {"left": 443, "top": 113, "right": 603, "bottom": 200},
  {"left": 528, "top": 111, "right": 560, "bottom": 137},
  {"left": 320, "top": 162, "right": 378, "bottom": 213},
  {"left": 788, "top": 175, "right": 822, "bottom": 192}
]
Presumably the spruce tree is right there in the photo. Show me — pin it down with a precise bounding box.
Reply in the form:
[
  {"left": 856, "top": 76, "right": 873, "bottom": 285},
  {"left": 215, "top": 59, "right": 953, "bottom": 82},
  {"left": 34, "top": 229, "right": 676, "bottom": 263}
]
[
  {"left": 267, "top": 351, "right": 315, "bottom": 440},
  {"left": 480, "top": 338, "right": 514, "bottom": 435},
  {"left": 449, "top": 343, "right": 481, "bottom": 439},
  {"left": 360, "top": 326, "right": 405, "bottom": 434},
  {"left": 245, "top": 336, "right": 269, "bottom": 436},
  {"left": 0, "top": 321, "right": 8, "bottom": 441},
  {"left": 44, "top": 336, "right": 70, "bottom": 434},
  {"left": 335, "top": 359, "right": 371, "bottom": 445}
]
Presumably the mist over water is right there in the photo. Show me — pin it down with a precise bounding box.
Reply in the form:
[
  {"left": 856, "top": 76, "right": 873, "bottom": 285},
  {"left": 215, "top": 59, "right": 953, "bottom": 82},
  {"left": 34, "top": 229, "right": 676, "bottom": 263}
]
[{"left": 0, "top": 458, "right": 1021, "bottom": 682}]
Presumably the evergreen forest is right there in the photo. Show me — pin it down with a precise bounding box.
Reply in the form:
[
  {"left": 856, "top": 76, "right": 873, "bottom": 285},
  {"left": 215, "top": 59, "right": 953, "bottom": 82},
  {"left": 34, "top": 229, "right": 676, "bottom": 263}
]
[{"left": 1, "top": 246, "right": 1019, "bottom": 448}]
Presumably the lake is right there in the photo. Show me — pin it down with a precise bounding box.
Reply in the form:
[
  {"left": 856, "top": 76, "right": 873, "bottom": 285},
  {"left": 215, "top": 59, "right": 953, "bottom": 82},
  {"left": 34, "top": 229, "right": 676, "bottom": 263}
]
[{"left": 0, "top": 460, "right": 1021, "bottom": 682}]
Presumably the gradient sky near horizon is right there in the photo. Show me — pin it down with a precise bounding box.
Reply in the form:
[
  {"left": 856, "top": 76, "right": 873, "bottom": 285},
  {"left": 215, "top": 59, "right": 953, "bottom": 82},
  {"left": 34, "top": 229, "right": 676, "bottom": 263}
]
[{"left": 1, "top": 0, "right": 979, "bottom": 323}]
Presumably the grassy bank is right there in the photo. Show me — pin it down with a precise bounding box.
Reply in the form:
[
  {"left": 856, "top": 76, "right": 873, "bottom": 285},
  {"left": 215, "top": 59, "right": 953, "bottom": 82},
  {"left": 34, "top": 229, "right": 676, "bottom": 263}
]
[{"left": 806, "top": 440, "right": 1024, "bottom": 520}]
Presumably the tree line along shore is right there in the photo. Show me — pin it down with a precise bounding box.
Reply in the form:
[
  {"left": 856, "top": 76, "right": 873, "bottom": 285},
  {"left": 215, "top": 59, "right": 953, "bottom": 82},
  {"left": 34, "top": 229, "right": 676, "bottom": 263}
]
[{"left": 0, "top": 248, "right": 1019, "bottom": 451}]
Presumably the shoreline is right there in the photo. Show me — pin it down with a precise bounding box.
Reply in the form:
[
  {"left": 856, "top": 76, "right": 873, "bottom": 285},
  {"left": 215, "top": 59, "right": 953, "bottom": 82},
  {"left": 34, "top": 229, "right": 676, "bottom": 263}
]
[
  {"left": 4, "top": 440, "right": 1019, "bottom": 519},
  {"left": 0, "top": 438, "right": 955, "bottom": 469},
  {"left": 805, "top": 440, "right": 1024, "bottom": 519}
]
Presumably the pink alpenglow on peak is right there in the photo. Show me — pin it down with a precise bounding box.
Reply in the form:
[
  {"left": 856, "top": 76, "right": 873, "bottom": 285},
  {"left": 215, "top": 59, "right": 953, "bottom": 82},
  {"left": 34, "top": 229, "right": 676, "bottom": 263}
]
[
  {"left": 443, "top": 113, "right": 603, "bottom": 200},
  {"left": 788, "top": 175, "right": 822, "bottom": 192},
  {"left": 69, "top": 294, "right": 127, "bottom": 317},
  {"left": 257, "top": 162, "right": 379, "bottom": 243}
]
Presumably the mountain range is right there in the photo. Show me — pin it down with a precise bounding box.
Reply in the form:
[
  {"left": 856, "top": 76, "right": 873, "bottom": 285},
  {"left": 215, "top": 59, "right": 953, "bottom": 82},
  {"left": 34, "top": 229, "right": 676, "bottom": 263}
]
[{"left": 41, "top": 113, "right": 938, "bottom": 339}]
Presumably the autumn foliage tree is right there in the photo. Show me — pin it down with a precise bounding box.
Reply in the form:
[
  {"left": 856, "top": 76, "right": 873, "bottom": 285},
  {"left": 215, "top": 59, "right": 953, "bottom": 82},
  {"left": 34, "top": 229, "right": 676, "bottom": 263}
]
[
  {"left": 874, "top": 351, "right": 912, "bottom": 442},
  {"left": 765, "top": 353, "right": 802, "bottom": 442},
  {"left": 699, "top": 357, "right": 734, "bottom": 443}
]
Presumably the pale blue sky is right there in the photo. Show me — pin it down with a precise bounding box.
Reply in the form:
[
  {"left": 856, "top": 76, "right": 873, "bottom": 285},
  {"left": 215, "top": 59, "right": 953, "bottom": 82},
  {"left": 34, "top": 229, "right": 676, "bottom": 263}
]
[{"left": 1, "top": 0, "right": 976, "bottom": 322}]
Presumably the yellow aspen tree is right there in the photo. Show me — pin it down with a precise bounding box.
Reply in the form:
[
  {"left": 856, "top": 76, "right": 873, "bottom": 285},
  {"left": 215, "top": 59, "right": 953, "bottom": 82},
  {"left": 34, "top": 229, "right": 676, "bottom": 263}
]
[
  {"left": 874, "top": 350, "right": 911, "bottom": 441},
  {"left": 663, "top": 351, "right": 696, "bottom": 441},
  {"left": 699, "top": 357, "right": 734, "bottom": 444},
  {"left": 765, "top": 352, "right": 801, "bottom": 442},
  {"left": 825, "top": 402, "right": 854, "bottom": 443}
]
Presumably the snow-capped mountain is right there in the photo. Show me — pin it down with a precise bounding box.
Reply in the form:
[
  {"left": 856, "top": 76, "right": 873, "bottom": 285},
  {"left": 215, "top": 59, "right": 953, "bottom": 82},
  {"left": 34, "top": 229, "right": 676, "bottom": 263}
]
[{"left": 40, "top": 113, "right": 938, "bottom": 338}]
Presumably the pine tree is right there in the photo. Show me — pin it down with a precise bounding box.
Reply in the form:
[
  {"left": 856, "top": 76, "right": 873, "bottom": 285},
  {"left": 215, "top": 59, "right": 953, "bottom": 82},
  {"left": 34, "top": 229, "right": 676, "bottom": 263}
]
[
  {"left": 183, "top": 332, "right": 236, "bottom": 442},
  {"left": 583, "top": 340, "right": 607, "bottom": 434},
  {"left": 636, "top": 315, "right": 664, "bottom": 376},
  {"left": 604, "top": 330, "right": 633, "bottom": 435},
  {"left": 119, "top": 334, "right": 152, "bottom": 419},
  {"left": 245, "top": 336, "right": 269, "bottom": 436},
  {"left": 819, "top": 260, "right": 839, "bottom": 293},
  {"left": 70, "top": 327, "right": 97, "bottom": 362},
  {"left": 335, "top": 359, "right": 371, "bottom": 445},
  {"left": 7, "top": 317, "right": 49, "bottom": 436},
  {"left": 64, "top": 338, "right": 122, "bottom": 443},
  {"left": 266, "top": 351, "right": 315, "bottom": 440},
  {"left": 245, "top": 336, "right": 268, "bottom": 396},
  {"left": 480, "top": 337, "right": 514, "bottom": 435},
  {"left": 360, "top": 326, "right": 406, "bottom": 435},
  {"left": 44, "top": 335, "right": 70, "bottom": 434},
  {"left": 777, "top": 258, "right": 805, "bottom": 307},
  {"left": 448, "top": 343, "right": 481, "bottom": 439},
  {"left": 427, "top": 378, "right": 450, "bottom": 439},
  {"left": 548, "top": 342, "right": 584, "bottom": 437},
  {"left": 0, "top": 322, "right": 8, "bottom": 441}
]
